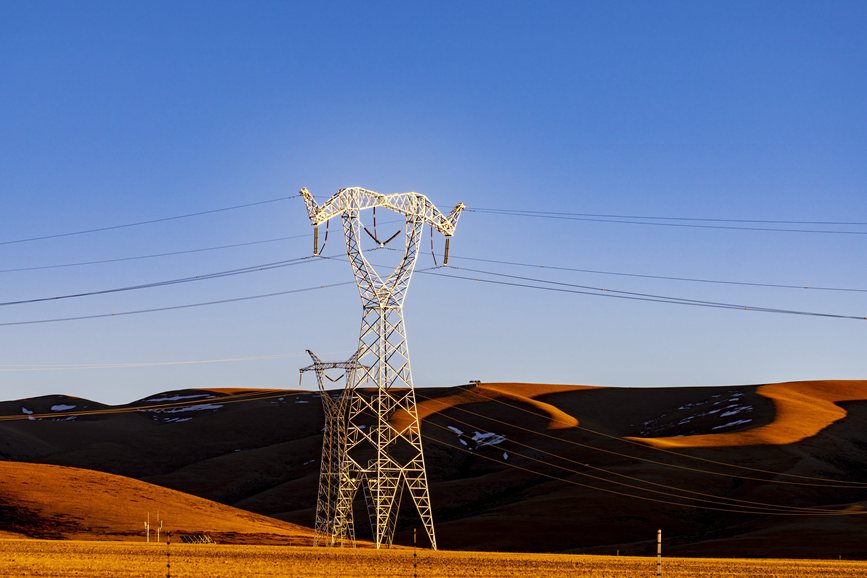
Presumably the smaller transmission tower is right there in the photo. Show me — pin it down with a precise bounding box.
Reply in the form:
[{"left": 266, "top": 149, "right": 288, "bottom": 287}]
[{"left": 300, "top": 350, "right": 365, "bottom": 546}]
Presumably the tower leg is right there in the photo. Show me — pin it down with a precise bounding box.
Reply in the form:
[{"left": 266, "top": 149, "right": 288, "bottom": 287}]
[
  {"left": 313, "top": 406, "right": 336, "bottom": 545},
  {"left": 340, "top": 306, "right": 436, "bottom": 549}
]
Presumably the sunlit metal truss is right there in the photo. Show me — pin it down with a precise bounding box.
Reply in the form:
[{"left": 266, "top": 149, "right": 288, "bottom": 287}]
[{"left": 300, "top": 187, "right": 464, "bottom": 549}]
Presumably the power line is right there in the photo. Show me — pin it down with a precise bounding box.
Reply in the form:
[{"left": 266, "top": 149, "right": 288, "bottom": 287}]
[
  {"left": 0, "top": 263, "right": 439, "bottom": 327},
  {"left": 0, "top": 218, "right": 403, "bottom": 275},
  {"left": 422, "top": 433, "right": 867, "bottom": 517},
  {"left": 451, "top": 386, "right": 867, "bottom": 488},
  {"left": 468, "top": 207, "right": 867, "bottom": 226},
  {"left": 8, "top": 238, "right": 860, "bottom": 316},
  {"left": 0, "top": 279, "right": 355, "bottom": 327},
  {"left": 365, "top": 248, "right": 867, "bottom": 321},
  {"left": 421, "top": 418, "right": 856, "bottom": 515},
  {"left": 0, "top": 353, "right": 320, "bottom": 372},
  {"left": 0, "top": 256, "right": 318, "bottom": 308},
  {"left": 443, "top": 253, "right": 867, "bottom": 294},
  {"left": 467, "top": 208, "right": 867, "bottom": 235},
  {"left": 0, "top": 194, "right": 300, "bottom": 247},
  {"left": 422, "top": 268, "right": 867, "bottom": 321},
  {"left": 3, "top": 229, "right": 862, "bottom": 329},
  {"left": 448, "top": 265, "right": 839, "bottom": 308},
  {"left": 0, "top": 234, "right": 311, "bottom": 274}
]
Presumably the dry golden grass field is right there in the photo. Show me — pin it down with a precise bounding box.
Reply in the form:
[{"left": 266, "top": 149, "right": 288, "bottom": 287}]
[{"left": 1, "top": 540, "right": 867, "bottom": 577}]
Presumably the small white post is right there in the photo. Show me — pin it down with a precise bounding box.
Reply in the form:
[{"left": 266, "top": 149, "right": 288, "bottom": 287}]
[
  {"left": 144, "top": 512, "right": 151, "bottom": 543},
  {"left": 657, "top": 528, "right": 662, "bottom": 577}
]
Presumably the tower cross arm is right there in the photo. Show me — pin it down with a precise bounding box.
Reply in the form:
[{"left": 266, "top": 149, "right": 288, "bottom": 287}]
[
  {"left": 299, "top": 187, "right": 464, "bottom": 236},
  {"left": 299, "top": 349, "right": 367, "bottom": 374}
]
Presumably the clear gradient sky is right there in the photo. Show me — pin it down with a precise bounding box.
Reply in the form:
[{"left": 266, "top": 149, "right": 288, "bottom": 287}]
[{"left": 1, "top": 1, "right": 866, "bottom": 404}]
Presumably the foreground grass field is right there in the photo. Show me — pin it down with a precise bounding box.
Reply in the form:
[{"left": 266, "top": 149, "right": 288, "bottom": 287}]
[{"left": 1, "top": 540, "right": 866, "bottom": 577}]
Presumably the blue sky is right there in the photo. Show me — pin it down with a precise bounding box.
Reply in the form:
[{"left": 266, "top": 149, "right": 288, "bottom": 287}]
[{"left": 1, "top": 1, "right": 865, "bottom": 404}]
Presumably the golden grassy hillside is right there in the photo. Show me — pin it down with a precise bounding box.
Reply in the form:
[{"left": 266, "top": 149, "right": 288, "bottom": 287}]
[
  {"left": 393, "top": 382, "right": 596, "bottom": 431},
  {"left": 0, "top": 461, "right": 313, "bottom": 544}
]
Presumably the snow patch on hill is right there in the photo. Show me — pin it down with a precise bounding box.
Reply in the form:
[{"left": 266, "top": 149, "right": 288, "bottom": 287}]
[
  {"left": 142, "top": 403, "right": 224, "bottom": 423},
  {"left": 639, "top": 390, "right": 756, "bottom": 437},
  {"left": 448, "top": 424, "right": 507, "bottom": 451},
  {"left": 50, "top": 404, "right": 77, "bottom": 412},
  {"left": 713, "top": 418, "right": 753, "bottom": 430}
]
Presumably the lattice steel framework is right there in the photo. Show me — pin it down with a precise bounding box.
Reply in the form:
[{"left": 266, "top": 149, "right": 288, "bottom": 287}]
[
  {"left": 299, "top": 349, "right": 365, "bottom": 547},
  {"left": 300, "top": 187, "right": 464, "bottom": 549}
]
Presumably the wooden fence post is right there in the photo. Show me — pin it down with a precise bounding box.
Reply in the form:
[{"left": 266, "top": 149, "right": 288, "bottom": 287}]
[{"left": 657, "top": 529, "right": 662, "bottom": 577}]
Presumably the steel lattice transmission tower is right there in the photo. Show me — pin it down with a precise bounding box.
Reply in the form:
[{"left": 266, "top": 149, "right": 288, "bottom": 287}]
[
  {"left": 299, "top": 349, "right": 365, "bottom": 547},
  {"left": 299, "top": 187, "right": 464, "bottom": 549}
]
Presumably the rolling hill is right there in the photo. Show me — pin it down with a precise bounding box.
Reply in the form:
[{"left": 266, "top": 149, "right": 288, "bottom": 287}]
[
  {"left": 0, "top": 461, "right": 313, "bottom": 544},
  {"left": 1, "top": 380, "right": 866, "bottom": 557}
]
